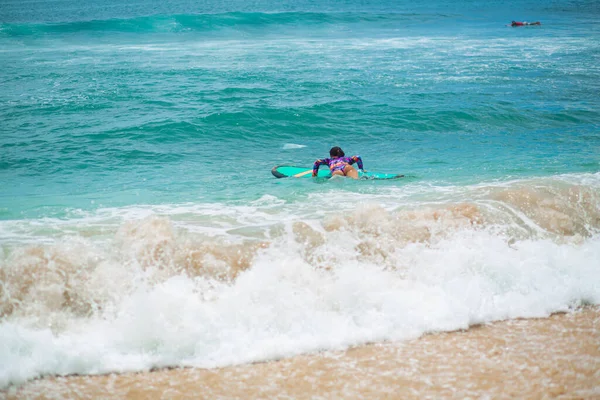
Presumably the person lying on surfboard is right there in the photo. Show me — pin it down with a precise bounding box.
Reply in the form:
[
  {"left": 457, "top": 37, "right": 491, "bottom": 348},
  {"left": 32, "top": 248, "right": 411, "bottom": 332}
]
[
  {"left": 312, "top": 146, "right": 364, "bottom": 179},
  {"left": 510, "top": 21, "right": 541, "bottom": 26}
]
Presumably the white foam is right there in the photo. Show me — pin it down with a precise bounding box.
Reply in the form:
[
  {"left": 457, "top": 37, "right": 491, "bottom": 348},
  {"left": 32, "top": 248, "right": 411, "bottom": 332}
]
[
  {"left": 1, "top": 173, "right": 599, "bottom": 388},
  {"left": 1, "top": 172, "right": 599, "bottom": 244},
  {"left": 282, "top": 143, "right": 307, "bottom": 149},
  {"left": 1, "top": 226, "right": 598, "bottom": 388}
]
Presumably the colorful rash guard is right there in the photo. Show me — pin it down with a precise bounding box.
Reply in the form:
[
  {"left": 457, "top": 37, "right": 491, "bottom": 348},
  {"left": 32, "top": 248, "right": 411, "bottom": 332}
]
[{"left": 312, "top": 156, "right": 364, "bottom": 176}]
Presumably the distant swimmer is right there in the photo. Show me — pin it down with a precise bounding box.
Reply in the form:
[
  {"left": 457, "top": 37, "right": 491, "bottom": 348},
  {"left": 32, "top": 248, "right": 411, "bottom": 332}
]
[
  {"left": 313, "top": 146, "right": 363, "bottom": 179},
  {"left": 510, "top": 21, "right": 541, "bottom": 26}
]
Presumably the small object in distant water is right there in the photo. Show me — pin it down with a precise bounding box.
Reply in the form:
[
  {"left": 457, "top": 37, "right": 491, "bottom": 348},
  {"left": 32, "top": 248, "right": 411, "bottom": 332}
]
[
  {"left": 511, "top": 21, "right": 541, "bottom": 27},
  {"left": 282, "top": 143, "right": 307, "bottom": 150}
]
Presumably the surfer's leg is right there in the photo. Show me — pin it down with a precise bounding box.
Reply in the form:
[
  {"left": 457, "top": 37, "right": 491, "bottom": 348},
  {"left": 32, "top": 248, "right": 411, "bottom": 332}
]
[
  {"left": 343, "top": 165, "right": 358, "bottom": 179},
  {"left": 331, "top": 170, "right": 345, "bottom": 177}
]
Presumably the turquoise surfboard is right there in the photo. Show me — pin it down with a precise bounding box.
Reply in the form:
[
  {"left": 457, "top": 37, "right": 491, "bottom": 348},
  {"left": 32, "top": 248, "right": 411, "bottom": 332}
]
[{"left": 271, "top": 165, "right": 404, "bottom": 180}]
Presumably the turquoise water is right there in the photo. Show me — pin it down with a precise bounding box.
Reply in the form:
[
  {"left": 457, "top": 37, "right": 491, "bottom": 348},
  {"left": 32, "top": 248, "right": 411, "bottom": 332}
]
[
  {"left": 1, "top": 0, "right": 600, "bottom": 388},
  {"left": 2, "top": 0, "right": 599, "bottom": 217}
]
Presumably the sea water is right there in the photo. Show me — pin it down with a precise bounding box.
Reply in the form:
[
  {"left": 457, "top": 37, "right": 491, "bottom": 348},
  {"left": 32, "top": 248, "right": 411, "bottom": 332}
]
[{"left": 1, "top": 0, "right": 599, "bottom": 388}]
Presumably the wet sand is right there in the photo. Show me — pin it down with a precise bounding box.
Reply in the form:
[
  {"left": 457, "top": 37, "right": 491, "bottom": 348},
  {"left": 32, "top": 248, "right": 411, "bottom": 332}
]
[{"left": 6, "top": 307, "right": 599, "bottom": 399}]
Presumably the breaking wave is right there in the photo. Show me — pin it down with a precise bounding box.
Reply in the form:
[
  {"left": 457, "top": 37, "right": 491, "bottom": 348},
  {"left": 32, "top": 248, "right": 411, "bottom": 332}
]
[{"left": 1, "top": 174, "right": 599, "bottom": 388}]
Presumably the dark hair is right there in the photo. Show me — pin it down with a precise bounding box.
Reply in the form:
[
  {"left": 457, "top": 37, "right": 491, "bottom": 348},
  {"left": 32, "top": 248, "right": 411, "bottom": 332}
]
[{"left": 329, "top": 146, "right": 345, "bottom": 157}]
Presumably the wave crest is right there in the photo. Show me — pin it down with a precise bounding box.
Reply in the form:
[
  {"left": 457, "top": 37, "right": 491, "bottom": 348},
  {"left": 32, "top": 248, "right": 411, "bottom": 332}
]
[
  {"left": 1, "top": 179, "right": 599, "bottom": 388},
  {"left": 0, "top": 11, "right": 447, "bottom": 37}
]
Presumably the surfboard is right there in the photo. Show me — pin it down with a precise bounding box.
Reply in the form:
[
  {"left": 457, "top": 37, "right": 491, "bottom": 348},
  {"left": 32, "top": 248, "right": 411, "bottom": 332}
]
[{"left": 271, "top": 165, "right": 404, "bottom": 180}]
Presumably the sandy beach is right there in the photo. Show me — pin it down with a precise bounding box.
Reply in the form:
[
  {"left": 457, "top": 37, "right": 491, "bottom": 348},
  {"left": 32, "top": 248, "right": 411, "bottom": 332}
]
[{"left": 6, "top": 306, "right": 598, "bottom": 399}]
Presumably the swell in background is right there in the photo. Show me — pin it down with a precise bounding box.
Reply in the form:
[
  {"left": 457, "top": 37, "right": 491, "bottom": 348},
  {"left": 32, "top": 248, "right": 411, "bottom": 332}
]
[{"left": 1, "top": 9, "right": 599, "bottom": 215}]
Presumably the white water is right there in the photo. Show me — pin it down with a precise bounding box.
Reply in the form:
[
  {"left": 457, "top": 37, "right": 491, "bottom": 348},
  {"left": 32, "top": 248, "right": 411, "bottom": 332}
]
[{"left": 1, "top": 174, "right": 599, "bottom": 388}]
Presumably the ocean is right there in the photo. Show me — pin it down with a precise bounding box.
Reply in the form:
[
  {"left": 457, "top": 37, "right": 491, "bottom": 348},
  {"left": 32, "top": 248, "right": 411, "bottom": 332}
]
[{"left": 1, "top": 0, "right": 599, "bottom": 389}]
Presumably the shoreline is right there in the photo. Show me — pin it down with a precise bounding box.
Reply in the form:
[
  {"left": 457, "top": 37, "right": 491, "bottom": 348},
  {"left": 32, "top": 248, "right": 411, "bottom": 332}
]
[{"left": 6, "top": 306, "right": 599, "bottom": 399}]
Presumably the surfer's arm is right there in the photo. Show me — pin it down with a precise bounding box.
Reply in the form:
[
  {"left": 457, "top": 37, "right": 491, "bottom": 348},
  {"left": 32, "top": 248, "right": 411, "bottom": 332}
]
[
  {"left": 312, "top": 159, "right": 329, "bottom": 177},
  {"left": 349, "top": 155, "right": 364, "bottom": 171}
]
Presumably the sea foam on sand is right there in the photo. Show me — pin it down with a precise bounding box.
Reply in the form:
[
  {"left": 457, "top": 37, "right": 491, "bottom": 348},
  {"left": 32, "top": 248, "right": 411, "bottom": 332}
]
[{"left": 6, "top": 307, "right": 599, "bottom": 399}]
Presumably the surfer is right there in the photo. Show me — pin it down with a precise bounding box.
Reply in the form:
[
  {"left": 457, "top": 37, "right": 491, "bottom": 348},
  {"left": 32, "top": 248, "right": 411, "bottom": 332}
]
[
  {"left": 312, "top": 146, "right": 364, "bottom": 179},
  {"left": 510, "top": 21, "right": 541, "bottom": 26}
]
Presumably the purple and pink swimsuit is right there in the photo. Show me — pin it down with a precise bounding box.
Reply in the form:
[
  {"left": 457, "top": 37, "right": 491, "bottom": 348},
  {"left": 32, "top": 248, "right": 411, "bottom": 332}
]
[{"left": 312, "top": 156, "right": 363, "bottom": 177}]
